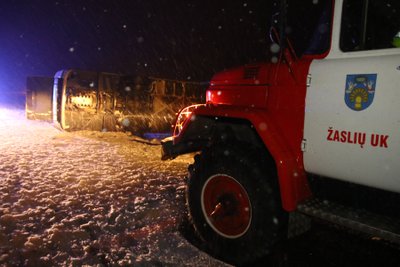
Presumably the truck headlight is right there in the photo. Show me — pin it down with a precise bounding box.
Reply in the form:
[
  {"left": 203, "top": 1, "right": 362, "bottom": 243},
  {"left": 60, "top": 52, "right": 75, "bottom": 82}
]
[{"left": 174, "top": 104, "right": 204, "bottom": 137}]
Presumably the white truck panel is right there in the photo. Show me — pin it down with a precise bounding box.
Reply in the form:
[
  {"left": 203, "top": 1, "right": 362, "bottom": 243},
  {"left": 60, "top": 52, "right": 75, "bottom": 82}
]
[{"left": 303, "top": 52, "right": 400, "bottom": 193}]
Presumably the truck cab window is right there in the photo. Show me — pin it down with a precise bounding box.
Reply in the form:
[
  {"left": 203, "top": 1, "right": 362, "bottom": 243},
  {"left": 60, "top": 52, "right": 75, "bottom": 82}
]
[
  {"left": 286, "top": 0, "right": 332, "bottom": 57},
  {"left": 340, "top": 0, "right": 400, "bottom": 52}
]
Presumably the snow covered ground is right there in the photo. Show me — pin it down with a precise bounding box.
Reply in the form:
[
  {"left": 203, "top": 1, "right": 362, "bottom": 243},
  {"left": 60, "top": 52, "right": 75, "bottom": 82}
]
[{"left": 0, "top": 108, "right": 231, "bottom": 266}]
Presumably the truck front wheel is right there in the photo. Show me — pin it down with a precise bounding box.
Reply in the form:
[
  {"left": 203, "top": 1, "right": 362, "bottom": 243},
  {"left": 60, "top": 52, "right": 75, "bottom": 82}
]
[{"left": 186, "top": 145, "right": 287, "bottom": 265}]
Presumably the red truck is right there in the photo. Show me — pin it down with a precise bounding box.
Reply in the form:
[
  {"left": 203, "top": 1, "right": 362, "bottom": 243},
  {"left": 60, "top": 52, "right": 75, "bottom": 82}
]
[{"left": 162, "top": 0, "right": 400, "bottom": 265}]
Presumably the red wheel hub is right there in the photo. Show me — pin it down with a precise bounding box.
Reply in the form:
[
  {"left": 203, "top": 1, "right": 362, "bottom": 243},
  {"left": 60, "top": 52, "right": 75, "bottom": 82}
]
[{"left": 201, "top": 174, "right": 252, "bottom": 238}]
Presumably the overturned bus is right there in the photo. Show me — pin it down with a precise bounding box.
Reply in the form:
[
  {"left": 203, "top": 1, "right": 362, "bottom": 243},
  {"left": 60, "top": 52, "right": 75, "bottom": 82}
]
[{"left": 26, "top": 69, "right": 206, "bottom": 134}]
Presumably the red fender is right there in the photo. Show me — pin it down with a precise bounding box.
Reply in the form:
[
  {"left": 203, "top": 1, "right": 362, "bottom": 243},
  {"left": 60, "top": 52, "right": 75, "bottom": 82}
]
[{"left": 178, "top": 104, "right": 311, "bottom": 211}]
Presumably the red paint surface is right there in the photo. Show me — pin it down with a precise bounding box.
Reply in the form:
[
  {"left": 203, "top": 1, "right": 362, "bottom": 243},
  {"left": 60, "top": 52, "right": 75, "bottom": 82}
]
[{"left": 173, "top": 29, "right": 335, "bottom": 210}]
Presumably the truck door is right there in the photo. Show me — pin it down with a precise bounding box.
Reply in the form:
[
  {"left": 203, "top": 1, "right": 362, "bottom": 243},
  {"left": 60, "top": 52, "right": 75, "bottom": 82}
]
[{"left": 303, "top": 0, "right": 400, "bottom": 193}]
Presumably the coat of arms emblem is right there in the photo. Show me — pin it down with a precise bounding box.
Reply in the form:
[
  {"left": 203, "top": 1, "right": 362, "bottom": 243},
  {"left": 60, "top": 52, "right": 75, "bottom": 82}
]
[{"left": 345, "top": 74, "right": 377, "bottom": 111}]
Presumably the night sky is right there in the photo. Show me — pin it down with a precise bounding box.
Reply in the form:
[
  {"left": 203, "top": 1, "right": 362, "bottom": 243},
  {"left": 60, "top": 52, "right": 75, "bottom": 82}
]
[{"left": 0, "top": 0, "right": 273, "bottom": 106}]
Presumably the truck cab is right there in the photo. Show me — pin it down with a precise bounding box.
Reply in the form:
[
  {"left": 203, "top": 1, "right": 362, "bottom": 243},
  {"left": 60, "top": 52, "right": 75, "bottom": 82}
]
[{"left": 162, "top": 0, "right": 400, "bottom": 265}]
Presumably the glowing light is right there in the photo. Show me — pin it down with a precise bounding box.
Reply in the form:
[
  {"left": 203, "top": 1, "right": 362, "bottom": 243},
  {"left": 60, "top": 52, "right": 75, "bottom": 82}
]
[
  {"left": 0, "top": 108, "right": 10, "bottom": 120},
  {"left": 0, "top": 108, "right": 25, "bottom": 123},
  {"left": 173, "top": 104, "right": 205, "bottom": 137},
  {"left": 207, "top": 91, "right": 212, "bottom": 101},
  {"left": 71, "top": 95, "right": 93, "bottom": 107}
]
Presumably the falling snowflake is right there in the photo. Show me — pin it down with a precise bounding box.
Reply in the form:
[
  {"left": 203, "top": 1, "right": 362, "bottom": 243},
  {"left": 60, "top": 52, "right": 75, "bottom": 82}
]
[
  {"left": 122, "top": 118, "right": 130, "bottom": 127},
  {"left": 270, "top": 43, "right": 280, "bottom": 53}
]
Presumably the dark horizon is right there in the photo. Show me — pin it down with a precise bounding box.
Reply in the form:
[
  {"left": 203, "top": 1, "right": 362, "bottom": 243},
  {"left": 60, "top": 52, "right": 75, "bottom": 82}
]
[{"left": 0, "top": 0, "right": 273, "bottom": 107}]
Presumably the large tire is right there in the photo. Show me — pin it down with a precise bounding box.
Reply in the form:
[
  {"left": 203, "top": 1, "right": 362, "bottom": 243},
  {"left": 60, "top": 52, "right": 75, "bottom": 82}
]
[{"left": 186, "top": 144, "right": 287, "bottom": 265}]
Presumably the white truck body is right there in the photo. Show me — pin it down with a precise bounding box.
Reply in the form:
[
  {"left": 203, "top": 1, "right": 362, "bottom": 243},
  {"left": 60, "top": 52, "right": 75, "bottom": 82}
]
[{"left": 304, "top": 0, "right": 400, "bottom": 193}]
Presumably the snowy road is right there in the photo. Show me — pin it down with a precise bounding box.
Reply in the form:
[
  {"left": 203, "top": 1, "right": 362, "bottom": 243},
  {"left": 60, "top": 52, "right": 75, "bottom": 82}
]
[
  {"left": 1, "top": 108, "right": 400, "bottom": 267},
  {"left": 0, "top": 108, "right": 230, "bottom": 266}
]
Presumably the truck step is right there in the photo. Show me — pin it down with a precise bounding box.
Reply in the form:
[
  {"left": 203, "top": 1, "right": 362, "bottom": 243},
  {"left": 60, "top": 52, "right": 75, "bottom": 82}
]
[{"left": 297, "top": 198, "right": 400, "bottom": 245}]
